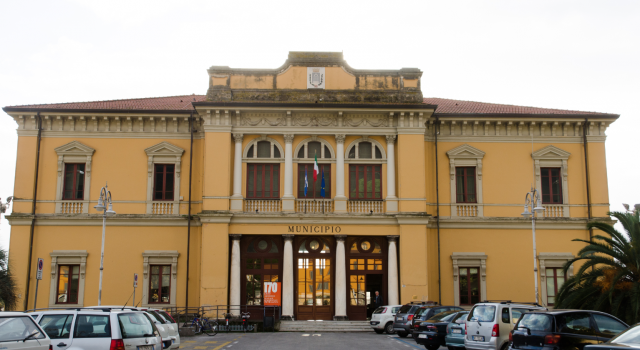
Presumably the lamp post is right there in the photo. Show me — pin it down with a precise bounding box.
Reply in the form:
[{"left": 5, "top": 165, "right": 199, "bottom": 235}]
[
  {"left": 521, "top": 187, "right": 545, "bottom": 305},
  {"left": 94, "top": 183, "right": 116, "bottom": 306}
]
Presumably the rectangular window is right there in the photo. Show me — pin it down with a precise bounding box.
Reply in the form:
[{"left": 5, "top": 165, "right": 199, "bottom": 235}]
[
  {"left": 149, "top": 265, "right": 171, "bottom": 304},
  {"left": 455, "top": 167, "right": 477, "bottom": 203},
  {"left": 545, "top": 267, "right": 565, "bottom": 306},
  {"left": 247, "top": 164, "right": 280, "bottom": 199},
  {"left": 349, "top": 164, "right": 382, "bottom": 200},
  {"left": 62, "top": 164, "right": 86, "bottom": 200},
  {"left": 298, "top": 164, "right": 331, "bottom": 198},
  {"left": 541, "top": 168, "right": 563, "bottom": 204},
  {"left": 153, "top": 164, "right": 175, "bottom": 201},
  {"left": 459, "top": 267, "right": 480, "bottom": 305},
  {"left": 56, "top": 265, "right": 79, "bottom": 304},
  {"left": 350, "top": 275, "right": 365, "bottom": 306},
  {"left": 246, "top": 274, "right": 280, "bottom": 306}
]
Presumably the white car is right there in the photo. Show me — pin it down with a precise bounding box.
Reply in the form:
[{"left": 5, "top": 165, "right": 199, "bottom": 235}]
[
  {"left": 370, "top": 305, "right": 403, "bottom": 334},
  {"left": 0, "top": 312, "right": 51, "bottom": 349},
  {"left": 84, "top": 306, "right": 175, "bottom": 349},
  {"left": 146, "top": 309, "right": 180, "bottom": 349},
  {"left": 30, "top": 308, "right": 162, "bottom": 350},
  {"left": 465, "top": 302, "right": 546, "bottom": 350}
]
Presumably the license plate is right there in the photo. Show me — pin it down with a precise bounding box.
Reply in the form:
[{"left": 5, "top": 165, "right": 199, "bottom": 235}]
[
  {"left": 419, "top": 334, "right": 427, "bottom": 338},
  {"left": 137, "top": 346, "right": 153, "bottom": 350},
  {"left": 453, "top": 329, "right": 462, "bottom": 334},
  {"left": 472, "top": 335, "right": 484, "bottom": 341}
]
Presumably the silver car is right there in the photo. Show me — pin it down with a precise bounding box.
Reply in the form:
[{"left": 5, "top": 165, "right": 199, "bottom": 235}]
[
  {"left": 31, "top": 309, "right": 162, "bottom": 350},
  {"left": 465, "top": 302, "right": 546, "bottom": 350},
  {"left": 0, "top": 312, "right": 51, "bottom": 349},
  {"left": 146, "top": 309, "right": 180, "bottom": 349}
]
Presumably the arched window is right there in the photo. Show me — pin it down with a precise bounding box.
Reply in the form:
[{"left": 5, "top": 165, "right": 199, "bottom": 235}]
[
  {"left": 295, "top": 138, "right": 335, "bottom": 199},
  {"left": 346, "top": 140, "right": 384, "bottom": 160},
  {"left": 345, "top": 138, "right": 386, "bottom": 200},
  {"left": 244, "top": 137, "right": 284, "bottom": 199}
]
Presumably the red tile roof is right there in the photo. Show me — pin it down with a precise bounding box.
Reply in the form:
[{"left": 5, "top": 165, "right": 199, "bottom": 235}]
[
  {"left": 3, "top": 94, "right": 206, "bottom": 112},
  {"left": 424, "top": 97, "right": 617, "bottom": 116},
  {"left": 2, "top": 94, "right": 618, "bottom": 118}
]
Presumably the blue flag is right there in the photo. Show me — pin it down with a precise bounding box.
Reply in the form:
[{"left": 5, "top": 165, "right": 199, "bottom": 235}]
[
  {"left": 304, "top": 167, "right": 308, "bottom": 197},
  {"left": 320, "top": 168, "right": 326, "bottom": 198}
]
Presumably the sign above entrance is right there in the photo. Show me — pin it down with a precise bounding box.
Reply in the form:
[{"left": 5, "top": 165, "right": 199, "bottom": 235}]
[
  {"left": 307, "top": 67, "right": 325, "bottom": 89},
  {"left": 264, "top": 282, "right": 281, "bottom": 306},
  {"left": 288, "top": 225, "right": 341, "bottom": 233}
]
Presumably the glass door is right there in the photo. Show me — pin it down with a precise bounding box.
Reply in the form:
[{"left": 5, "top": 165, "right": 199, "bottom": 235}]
[{"left": 295, "top": 237, "right": 333, "bottom": 320}]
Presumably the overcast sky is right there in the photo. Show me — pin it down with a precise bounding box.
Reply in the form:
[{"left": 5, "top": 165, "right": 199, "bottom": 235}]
[{"left": 1, "top": 0, "right": 638, "bottom": 250}]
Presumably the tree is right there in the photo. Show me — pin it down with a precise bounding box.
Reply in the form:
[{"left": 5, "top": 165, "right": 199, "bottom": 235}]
[
  {"left": 556, "top": 210, "right": 640, "bottom": 324},
  {"left": 0, "top": 248, "right": 18, "bottom": 310}
]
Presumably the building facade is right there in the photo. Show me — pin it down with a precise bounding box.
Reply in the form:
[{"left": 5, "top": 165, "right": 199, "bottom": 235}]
[{"left": 4, "top": 52, "right": 618, "bottom": 320}]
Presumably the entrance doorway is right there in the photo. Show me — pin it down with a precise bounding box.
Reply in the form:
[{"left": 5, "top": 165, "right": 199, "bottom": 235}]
[
  {"left": 295, "top": 237, "right": 333, "bottom": 320},
  {"left": 346, "top": 237, "right": 387, "bottom": 320}
]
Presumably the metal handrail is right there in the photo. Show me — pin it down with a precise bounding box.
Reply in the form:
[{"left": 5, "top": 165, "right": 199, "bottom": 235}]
[{"left": 161, "top": 305, "right": 281, "bottom": 327}]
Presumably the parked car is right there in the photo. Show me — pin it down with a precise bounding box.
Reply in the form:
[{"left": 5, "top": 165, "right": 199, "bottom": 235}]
[
  {"left": 0, "top": 312, "right": 51, "bottom": 349},
  {"left": 30, "top": 308, "right": 162, "bottom": 350},
  {"left": 393, "top": 302, "right": 438, "bottom": 338},
  {"left": 370, "top": 305, "right": 402, "bottom": 334},
  {"left": 465, "top": 301, "right": 546, "bottom": 350},
  {"left": 445, "top": 311, "right": 470, "bottom": 350},
  {"left": 412, "top": 306, "right": 465, "bottom": 340},
  {"left": 85, "top": 306, "right": 176, "bottom": 349},
  {"left": 510, "top": 310, "right": 628, "bottom": 350},
  {"left": 585, "top": 322, "right": 640, "bottom": 350},
  {"left": 147, "top": 309, "right": 180, "bottom": 349},
  {"left": 415, "top": 310, "right": 468, "bottom": 350}
]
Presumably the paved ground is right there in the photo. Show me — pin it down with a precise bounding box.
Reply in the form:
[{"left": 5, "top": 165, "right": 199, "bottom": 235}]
[{"left": 179, "top": 332, "right": 438, "bottom": 350}]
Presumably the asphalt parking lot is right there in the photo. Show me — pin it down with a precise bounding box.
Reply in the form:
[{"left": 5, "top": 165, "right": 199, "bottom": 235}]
[{"left": 179, "top": 332, "right": 439, "bottom": 350}]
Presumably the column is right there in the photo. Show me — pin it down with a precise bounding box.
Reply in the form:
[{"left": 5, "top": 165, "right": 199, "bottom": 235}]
[
  {"left": 387, "top": 235, "right": 399, "bottom": 305},
  {"left": 230, "top": 134, "right": 244, "bottom": 211},
  {"left": 334, "top": 134, "right": 347, "bottom": 213},
  {"left": 385, "top": 135, "right": 398, "bottom": 213},
  {"left": 282, "top": 234, "right": 294, "bottom": 320},
  {"left": 334, "top": 235, "right": 348, "bottom": 320},
  {"left": 282, "top": 134, "right": 295, "bottom": 212},
  {"left": 229, "top": 234, "right": 242, "bottom": 313}
]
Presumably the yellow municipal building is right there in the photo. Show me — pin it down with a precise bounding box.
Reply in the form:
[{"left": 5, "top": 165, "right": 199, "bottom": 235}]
[{"left": 3, "top": 52, "right": 618, "bottom": 320}]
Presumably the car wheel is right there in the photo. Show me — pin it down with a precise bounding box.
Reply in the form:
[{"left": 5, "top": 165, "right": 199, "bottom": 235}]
[
  {"left": 501, "top": 343, "right": 510, "bottom": 350},
  {"left": 385, "top": 322, "right": 395, "bottom": 334},
  {"left": 374, "top": 329, "right": 384, "bottom": 334},
  {"left": 426, "top": 345, "right": 439, "bottom": 350},
  {"left": 398, "top": 331, "right": 408, "bottom": 338}
]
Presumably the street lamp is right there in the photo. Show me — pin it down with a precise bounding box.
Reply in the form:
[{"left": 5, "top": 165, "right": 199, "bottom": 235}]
[
  {"left": 95, "top": 183, "right": 116, "bottom": 306},
  {"left": 522, "top": 187, "right": 545, "bottom": 305}
]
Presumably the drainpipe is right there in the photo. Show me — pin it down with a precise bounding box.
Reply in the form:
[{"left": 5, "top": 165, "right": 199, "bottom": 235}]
[
  {"left": 582, "top": 118, "right": 593, "bottom": 243},
  {"left": 23, "top": 112, "right": 42, "bottom": 311},
  {"left": 435, "top": 116, "right": 441, "bottom": 305},
  {"left": 185, "top": 112, "right": 194, "bottom": 310}
]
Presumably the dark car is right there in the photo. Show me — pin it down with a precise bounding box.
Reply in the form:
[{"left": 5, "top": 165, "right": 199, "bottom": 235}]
[
  {"left": 393, "top": 302, "right": 438, "bottom": 338},
  {"left": 510, "top": 310, "right": 629, "bottom": 350},
  {"left": 585, "top": 323, "right": 640, "bottom": 350},
  {"left": 412, "top": 306, "right": 465, "bottom": 340},
  {"left": 415, "top": 310, "right": 467, "bottom": 350}
]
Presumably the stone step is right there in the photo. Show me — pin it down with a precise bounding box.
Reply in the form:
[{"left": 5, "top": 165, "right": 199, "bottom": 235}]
[{"left": 279, "top": 320, "right": 374, "bottom": 332}]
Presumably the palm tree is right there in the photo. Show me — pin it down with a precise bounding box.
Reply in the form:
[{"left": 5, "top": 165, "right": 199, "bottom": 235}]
[
  {"left": 556, "top": 210, "right": 640, "bottom": 324},
  {"left": 0, "top": 248, "right": 19, "bottom": 310}
]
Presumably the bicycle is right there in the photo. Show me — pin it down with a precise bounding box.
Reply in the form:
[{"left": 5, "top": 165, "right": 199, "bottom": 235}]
[
  {"left": 223, "top": 313, "right": 234, "bottom": 333},
  {"left": 241, "top": 311, "right": 254, "bottom": 332},
  {"left": 189, "top": 314, "right": 203, "bottom": 334},
  {"left": 200, "top": 316, "right": 218, "bottom": 336}
]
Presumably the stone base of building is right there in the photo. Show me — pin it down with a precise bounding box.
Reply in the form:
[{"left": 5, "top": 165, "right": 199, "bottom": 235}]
[
  {"left": 281, "top": 315, "right": 295, "bottom": 321},
  {"left": 333, "top": 315, "right": 349, "bottom": 321}
]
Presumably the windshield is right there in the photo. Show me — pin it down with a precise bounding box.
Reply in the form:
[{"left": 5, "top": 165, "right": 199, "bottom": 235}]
[
  {"left": 0, "top": 316, "right": 46, "bottom": 343},
  {"left": 469, "top": 305, "right": 496, "bottom": 322},
  {"left": 429, "top": 310, "right": 459, "bottom": 322},
  {"left": 452, "top": 312, "right": 469, "bottom": 324},
  {"left": 415, "top": 308, "right": 429, "bottom": 316},
  {"left": 147, "top": 311, "right": 167, "bottom": 324},
  {"left": 517, "top": 314, "right": 553, "bottom": 332},
  {"left": 399, "top": 305, "right": 412, "bottom": 314},
  {"left": 118, "top": 313, "right": 155, "bottom": 339},
  {"left": 610, "top": 324, "right": 640, "bottom": 345},
  {"left": 157, "top": 311, "right": 175, "bottom": 323}
]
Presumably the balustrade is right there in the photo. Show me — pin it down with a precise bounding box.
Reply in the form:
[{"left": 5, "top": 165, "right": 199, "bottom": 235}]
[
  {"left": 295, "top": 199, "right": 333, "bottom": 213},
  {"left": 347, "top": 200, "right": 383, "bottom": 214},
  {"left": 61, "top": 201, "right": 84, "bottom": 214},
  {"left": 543, "top": 205, "right": 564, "bottom": 217},
  {"left": 152, "top": 202, "right": 174, "bottom": 215},
  {"left": 244, "top": 199, "right": 282, "bottom": 213},
  {"left": 456, "top": 204, "right": 478, "bottom": 217}
]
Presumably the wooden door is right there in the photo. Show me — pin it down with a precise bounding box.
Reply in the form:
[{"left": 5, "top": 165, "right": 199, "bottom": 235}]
[
  {"left": 295, "top": 237, "right": 333, "bottom": 320},
  {"left": 346, "top": 237, "right": 387, "bottom": 320}
]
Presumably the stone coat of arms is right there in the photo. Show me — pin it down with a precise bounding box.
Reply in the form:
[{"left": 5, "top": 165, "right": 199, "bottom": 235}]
[{"left": 307, "top": 67, "right": 325, "bottom": 89}]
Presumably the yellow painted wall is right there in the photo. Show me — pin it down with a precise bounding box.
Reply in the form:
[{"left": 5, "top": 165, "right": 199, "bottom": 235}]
[
  {"left": 404, "top": 79, "right": 419, "bottom": 88},
  {"left": 398, "top": 134, "right": 426, "bottom": 212},
  {"left": 276, "top": 67, "right": 307, "bottom": 90},
  {"left": 200, "top": 223, "right": 230, "bottom": 307},
  {"left": 399, "top": 225, "right": 429, "bottom": 303},
  {"left": 230, "top": 75, "right": 273, "bottom": 90},
  {"left": 325, "top": 67, "right": 356, "bottom": 90}
]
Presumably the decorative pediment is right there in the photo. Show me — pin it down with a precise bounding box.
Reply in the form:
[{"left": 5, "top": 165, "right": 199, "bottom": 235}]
[
  {"left": 54, "top": 141, "right": 95, "bottom": 156},
  {"left": 446, "top": 144, "right": 485, "bottom": 159},
  {"left": 144, "top": 141, "right": 185, "bottom": 157},
  {"left": 532, "top": 145, "right": 570, "bottom": 160}
]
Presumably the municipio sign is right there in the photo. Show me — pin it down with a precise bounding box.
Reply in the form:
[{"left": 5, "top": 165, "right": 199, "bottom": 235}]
[
  {"left": 263, "top": 282, "right": 281, "bottom": 306},
  {"left": 36, "top": 258, "right": 43, "bottom": 280}
]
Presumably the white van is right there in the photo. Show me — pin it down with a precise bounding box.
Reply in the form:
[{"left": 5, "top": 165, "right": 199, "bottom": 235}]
[
  {"left": 0, "top": 312, "right": 51, "bottom": 349},
  {"left": 465, "top": 302, "right": 546, "bottom": 350}
]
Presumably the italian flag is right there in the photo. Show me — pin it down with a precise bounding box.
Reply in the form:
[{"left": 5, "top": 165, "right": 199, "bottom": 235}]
[{"left": 313, "top": 154, "right": 319, "bottom": 182}]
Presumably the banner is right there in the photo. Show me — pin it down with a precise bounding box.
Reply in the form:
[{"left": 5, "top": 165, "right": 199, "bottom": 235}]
[{"left": 263, "top": 282, "right": 281, "bottom": 306}]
